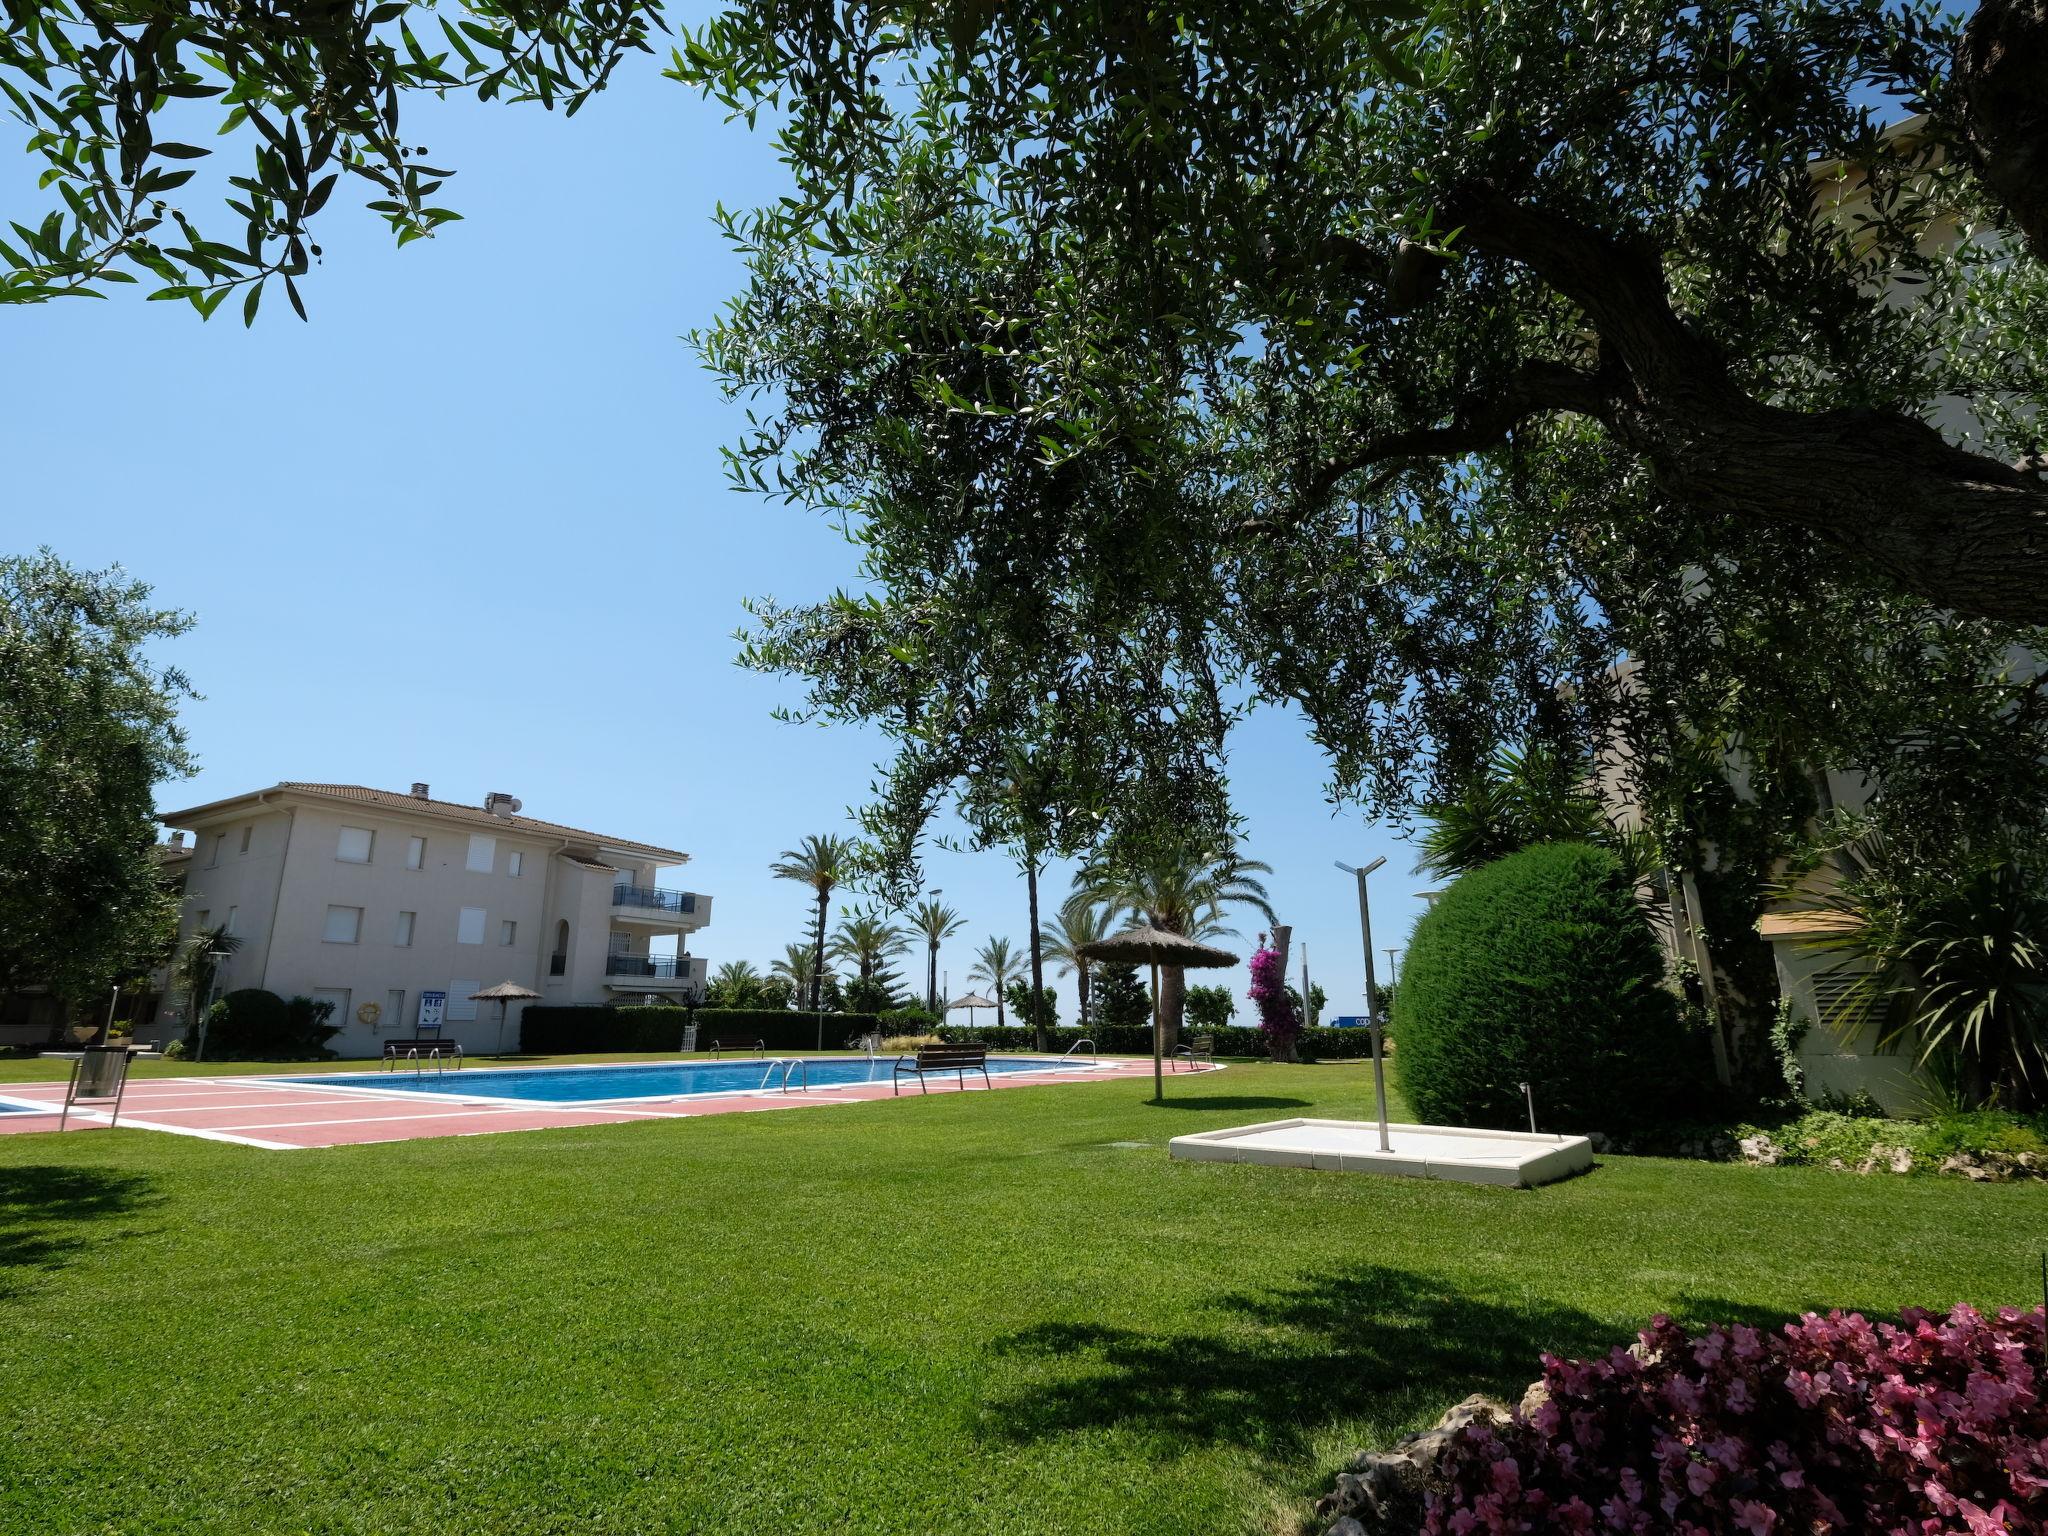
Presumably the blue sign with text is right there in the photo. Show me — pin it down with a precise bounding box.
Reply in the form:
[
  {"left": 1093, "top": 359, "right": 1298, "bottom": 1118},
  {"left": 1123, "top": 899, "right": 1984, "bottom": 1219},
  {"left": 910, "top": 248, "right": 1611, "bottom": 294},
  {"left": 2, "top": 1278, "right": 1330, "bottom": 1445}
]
[{"left": 1330, "top": 1014, "right": 1373, "bottom": 1029}]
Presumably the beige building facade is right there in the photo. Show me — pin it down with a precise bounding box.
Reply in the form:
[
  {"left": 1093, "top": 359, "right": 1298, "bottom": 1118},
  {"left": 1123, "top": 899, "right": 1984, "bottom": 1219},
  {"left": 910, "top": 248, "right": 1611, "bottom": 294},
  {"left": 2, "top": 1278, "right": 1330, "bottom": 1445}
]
[{"left": 159, "top": 782, "right": 710, "bottom": 1056}]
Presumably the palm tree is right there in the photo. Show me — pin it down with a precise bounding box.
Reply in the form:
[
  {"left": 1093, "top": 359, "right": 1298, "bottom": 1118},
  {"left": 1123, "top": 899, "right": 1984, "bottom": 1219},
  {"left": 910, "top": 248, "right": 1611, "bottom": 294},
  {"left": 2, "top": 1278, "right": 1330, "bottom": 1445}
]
[
  {"left": 770, "top": 834, "right": 856, "bottom": 1011},
  {"left": 771, "top": 942, "right": 821, "bottom": 1002},
  {"left": 828, "top": 909, "right": 911, "bottom": 983},
  {"left": 1415, "top": 741, "right": 1659, "bottom": 883},
  {"left": 708, "top": 959, "right": 763, "bottom": 1008},
  {"left": 175, "top": 923, "right": 242, "bottom": 1042},
  {"left": 1083, "top": 840, "right": 1275, "bottom": 1048},
  {"left": 967, "top": 936, "right": 1020, "bottom": 1029},
  {"left": 910, "top": 899, "right": 965, "bottom": 1014},
  {"left": 1040, "top": 893, "right": 1116, "bottom": 1028}
]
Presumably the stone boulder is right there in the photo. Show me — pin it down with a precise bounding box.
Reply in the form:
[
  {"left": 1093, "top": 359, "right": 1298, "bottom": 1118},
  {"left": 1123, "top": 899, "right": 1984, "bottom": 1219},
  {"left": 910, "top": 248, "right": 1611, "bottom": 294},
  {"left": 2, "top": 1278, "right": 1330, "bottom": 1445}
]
[{"left": 1312, "top": 1393, "right": 1509, "bottom": 1535}]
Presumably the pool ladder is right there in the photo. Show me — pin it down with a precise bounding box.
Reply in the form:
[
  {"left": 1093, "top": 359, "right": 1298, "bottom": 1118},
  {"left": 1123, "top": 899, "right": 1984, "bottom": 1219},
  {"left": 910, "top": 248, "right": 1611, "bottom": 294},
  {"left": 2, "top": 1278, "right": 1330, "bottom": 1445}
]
[
  {"left": 1061, "top": 1037, "right": 1096, "bottom": 1059},
  {"left": 759, "top": 1057, "right": 809, "bottom": 1094}
]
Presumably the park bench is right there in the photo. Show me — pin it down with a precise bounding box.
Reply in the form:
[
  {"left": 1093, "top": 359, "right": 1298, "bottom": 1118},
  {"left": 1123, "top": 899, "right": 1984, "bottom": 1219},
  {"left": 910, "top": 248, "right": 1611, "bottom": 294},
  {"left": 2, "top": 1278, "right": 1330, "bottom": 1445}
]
[
  {"left": 383, "top": 1038, "right": 463, "bottom": 1069},
  {"left": 892, "top": 1045, "right": 992, "bottom": 1095},
  {"left": 1169, "top": 1035, "right": 1215, "bottom": 1071},
  {"left": 709, "top": 1036, "right": 765, "bottom": 1059}
]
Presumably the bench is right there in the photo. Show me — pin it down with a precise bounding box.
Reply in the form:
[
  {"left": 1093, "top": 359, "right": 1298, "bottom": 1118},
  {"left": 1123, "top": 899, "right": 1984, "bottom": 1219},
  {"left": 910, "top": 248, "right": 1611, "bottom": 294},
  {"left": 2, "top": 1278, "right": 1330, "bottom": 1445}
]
[
  {"left": 893, "top": 1045, "right": 991, "bottom": 1095},
  {"left": 383, "top": 1038, "right": 463, "bottom": 1069},
  {"left": 1169, "top": 1035, "right": 1215, "bottom": 1071},
  {"left": 709, "top": 1036, "right": 765, "bottom": 1059}
]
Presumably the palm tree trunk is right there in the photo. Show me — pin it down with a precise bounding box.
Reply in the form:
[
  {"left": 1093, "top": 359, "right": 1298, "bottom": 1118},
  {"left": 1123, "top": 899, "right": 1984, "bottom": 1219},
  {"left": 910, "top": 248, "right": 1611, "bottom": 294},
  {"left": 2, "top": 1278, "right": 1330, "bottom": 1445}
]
[
  {"left": 1158, "top": 965, "right": 1186, "bottom": 1051},
  {"left": 927, "top": 939, "right": 938, "bottom": 1014},
  {"left": 995, "top": 990, "right": 1006, "bottom": 1031},
  {"left": 1026, "top": 855, "right": 1047, "bottom": 1052},
  {"left": 1077, "top": 964, "right": 1091, "bottom": 1029}
]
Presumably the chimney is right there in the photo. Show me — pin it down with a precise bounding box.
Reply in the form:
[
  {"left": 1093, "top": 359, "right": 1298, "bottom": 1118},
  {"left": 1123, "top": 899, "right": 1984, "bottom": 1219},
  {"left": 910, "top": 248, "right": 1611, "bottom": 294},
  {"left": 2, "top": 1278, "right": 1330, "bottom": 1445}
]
[
  {"left": 485, "top": 792, "right": 521, "bottom": 818},
  {"left": 410, "top": 782, "right": 430, "bottom": 799},
  {"left": 168, "top": 831, "right": 186, "bottom": 849}
]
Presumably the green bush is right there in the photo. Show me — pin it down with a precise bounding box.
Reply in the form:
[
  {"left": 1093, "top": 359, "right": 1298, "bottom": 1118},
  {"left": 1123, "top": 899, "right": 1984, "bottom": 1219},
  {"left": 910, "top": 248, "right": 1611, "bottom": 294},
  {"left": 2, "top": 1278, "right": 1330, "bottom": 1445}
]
[
  {"left": 1184, "top": 984, "right": 1237, "bottom": 1032},
  {"left": 200, "top": 989, "right": 341, "bottom": 1059},
  {"left": 519, "top": 1006, "right": 885, "bottom": 1055},
  {"left": 1392, "top": 841, "right": 1691, "bottom": 1133}
]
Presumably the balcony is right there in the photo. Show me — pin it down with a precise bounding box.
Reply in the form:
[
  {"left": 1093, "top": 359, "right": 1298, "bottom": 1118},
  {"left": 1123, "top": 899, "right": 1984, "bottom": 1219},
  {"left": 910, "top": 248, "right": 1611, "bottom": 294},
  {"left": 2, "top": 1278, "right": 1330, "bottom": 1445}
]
[
  {"left": 604, "top": 954, "right": 698, "bottom": 980},
  {"left": 612, "top": 885, "right": 695, "bottom": 916}
]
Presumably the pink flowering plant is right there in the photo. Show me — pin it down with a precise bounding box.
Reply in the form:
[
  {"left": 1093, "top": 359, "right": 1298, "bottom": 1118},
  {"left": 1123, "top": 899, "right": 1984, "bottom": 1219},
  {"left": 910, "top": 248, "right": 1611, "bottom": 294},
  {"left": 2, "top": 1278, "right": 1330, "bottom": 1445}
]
[
  {"left": 1424, "top": 1304, "right": 2047, "bottom": 1534},
  {"left": 1249, "top": 944, "right": 1300, "bottom": 1058}
]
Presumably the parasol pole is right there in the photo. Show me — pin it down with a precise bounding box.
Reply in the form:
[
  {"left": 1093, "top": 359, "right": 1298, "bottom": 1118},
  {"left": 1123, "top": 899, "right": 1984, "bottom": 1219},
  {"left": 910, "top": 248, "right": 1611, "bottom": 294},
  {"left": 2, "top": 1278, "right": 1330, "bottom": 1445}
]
[{"left": 1151, "top": 960, "right": 1163, "bottom": 1103}]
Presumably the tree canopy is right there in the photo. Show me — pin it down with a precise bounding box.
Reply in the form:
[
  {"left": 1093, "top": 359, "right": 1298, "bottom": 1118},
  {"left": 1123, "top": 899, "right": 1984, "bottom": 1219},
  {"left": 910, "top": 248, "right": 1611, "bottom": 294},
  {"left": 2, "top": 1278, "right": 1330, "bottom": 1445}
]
[
  {"left": 1, "top": 0, "right": 662, "bottom": 314},
  {"left": 685, "top": 0, "right": 2048, "bottom": 877},
  {"left": 0, "top": 550, "right": 194, "bottom": 1000}
]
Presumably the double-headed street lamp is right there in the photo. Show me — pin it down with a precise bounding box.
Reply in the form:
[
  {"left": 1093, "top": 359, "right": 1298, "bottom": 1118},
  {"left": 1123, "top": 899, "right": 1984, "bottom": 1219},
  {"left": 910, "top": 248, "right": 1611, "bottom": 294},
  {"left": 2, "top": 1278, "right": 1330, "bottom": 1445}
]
[{"left": 1336, "top": 857, "right": 1391, "bottom": 1153}]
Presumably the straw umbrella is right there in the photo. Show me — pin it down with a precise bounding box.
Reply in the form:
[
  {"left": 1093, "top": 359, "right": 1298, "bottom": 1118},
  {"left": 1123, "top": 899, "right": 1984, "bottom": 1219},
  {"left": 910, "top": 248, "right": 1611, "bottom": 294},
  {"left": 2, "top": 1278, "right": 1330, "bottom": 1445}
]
[
  {"left": 946, "top": 992, "right": 1000, "bottom": 1028},
  {"left": 471, "top": 981, "right": 542, "bottom": 1058},
  {"left": 1075, "top": 925, "right": 1238, "bottom": 1102}
]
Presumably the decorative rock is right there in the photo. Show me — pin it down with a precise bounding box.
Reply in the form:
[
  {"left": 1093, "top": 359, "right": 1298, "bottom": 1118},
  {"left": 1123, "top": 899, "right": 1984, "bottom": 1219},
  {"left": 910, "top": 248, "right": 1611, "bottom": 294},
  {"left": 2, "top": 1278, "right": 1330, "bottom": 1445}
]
[
  {"left": 1942, "top": 1153, "right": 1996, "bottom": 1182},
  {"left": 1738, "top": 1133, "right": 1780, "bottom": 1165},
  {"left": 1518, "top": 1378, "right": 1550, "bottom": 1420},
  {"left": 1320, "top": 1395, "right": 1509, "bottom": 1532}
]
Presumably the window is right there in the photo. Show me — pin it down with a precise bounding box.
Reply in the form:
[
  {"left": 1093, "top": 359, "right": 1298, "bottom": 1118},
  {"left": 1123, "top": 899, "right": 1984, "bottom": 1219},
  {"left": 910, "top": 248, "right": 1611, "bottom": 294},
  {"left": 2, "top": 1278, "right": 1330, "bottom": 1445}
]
[
  {"left": 465, "top": 834, "right": 495, "bottom": 873},
  {"left": 406, "top": 836, "right": 426, "bottom": 871},
  {"left": 395, "top": 911, "right": 416, "bottom": 947},
  {"left": 499, "top": 920, "right": 517, "bottom": 946},
  {"left": 323, "top": 905, "right": 363, "bottom": 944},
  {"left": 239, "top": 825, "right": 253, "bottom": 854},
  {"left": 224, "top": 905, "right": 239, "bottom": 935},
  {"left": 457, "top": 907, "right": 486, "bottom": 945},
  {"left": 507, "top": 850, "right": 524, "bottom": 878},
  {"left": 448, "top": 982, "right": 480, "bottom": 1022},
  {"left": 208, "top": 834, "right": 224, "bottom": 868},
  {"left": 337, "top": 826, "right": 374, "bottom": 863},
  {"left": 195, "top": 909, "right": 210, "bottom": 933}
]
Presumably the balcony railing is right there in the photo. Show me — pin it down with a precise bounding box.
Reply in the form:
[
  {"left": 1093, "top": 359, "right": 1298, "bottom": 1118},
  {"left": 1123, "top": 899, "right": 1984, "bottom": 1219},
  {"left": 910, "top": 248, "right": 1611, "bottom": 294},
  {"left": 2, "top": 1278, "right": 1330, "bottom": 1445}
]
[
  {"left": 611, "top": 885, "right": 697, "bottom": 915},
  {"left": 604, "top": 954, "right": 699, "bottom": 980}
]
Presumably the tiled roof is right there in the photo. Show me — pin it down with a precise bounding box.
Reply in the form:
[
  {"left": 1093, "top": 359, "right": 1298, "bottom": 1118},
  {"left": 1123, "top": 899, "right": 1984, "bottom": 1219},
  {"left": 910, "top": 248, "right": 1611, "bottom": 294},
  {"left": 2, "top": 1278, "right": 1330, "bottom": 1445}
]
[{"left": 160, "top": 782, "right": 687, "bottom": 862}]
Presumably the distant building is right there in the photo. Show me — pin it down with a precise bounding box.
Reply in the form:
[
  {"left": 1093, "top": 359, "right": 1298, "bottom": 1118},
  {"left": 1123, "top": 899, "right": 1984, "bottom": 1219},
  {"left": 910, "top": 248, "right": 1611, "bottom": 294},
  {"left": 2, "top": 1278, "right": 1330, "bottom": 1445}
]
[{"left": 157, "top": 782, "right": 710, "bottom": 1055}]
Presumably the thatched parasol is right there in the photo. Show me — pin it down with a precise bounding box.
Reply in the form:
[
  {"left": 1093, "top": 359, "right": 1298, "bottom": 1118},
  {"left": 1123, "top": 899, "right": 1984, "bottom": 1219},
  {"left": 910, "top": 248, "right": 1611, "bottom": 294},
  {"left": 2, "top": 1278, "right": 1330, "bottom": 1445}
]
[
  {"left": 947, "top": 991, "right": 1000, "bottom": 1027},
  {"left": 471, "top": 981, "right": 542, "bottom": 1058},
  {"left": 1075, "top": 925, "right": 1238, "bottom": 1102}
]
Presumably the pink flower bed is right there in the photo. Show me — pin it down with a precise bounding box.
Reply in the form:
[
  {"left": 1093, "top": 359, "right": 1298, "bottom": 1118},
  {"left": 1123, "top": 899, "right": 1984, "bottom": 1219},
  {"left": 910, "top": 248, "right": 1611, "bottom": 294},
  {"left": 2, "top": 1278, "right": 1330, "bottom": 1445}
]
[{"left": 1427, "top": 1305, "right": 2048, "bottom": 1534}]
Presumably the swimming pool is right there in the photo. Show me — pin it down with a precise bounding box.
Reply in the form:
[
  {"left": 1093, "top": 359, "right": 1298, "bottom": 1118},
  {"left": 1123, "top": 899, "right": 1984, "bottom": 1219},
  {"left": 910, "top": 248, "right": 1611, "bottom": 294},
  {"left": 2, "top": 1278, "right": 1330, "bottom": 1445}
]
[{"left": 279, "top": 1056, "right": 1093, "bottom": 1106}]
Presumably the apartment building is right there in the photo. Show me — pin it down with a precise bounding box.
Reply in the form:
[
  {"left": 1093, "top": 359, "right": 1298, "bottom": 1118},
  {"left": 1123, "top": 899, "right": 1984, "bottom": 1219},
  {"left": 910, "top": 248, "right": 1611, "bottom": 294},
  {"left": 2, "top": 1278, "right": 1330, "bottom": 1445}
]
[{"left": 159, "top": 782, "right": 711, "bottom": 1056}]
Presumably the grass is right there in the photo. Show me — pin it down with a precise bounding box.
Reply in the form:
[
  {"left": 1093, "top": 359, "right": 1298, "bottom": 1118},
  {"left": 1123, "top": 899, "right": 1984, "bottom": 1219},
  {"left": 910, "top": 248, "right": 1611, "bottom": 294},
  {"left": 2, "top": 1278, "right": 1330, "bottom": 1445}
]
[{"left": 3, "top": 1059, "right": 2045, "bottom": 1536}]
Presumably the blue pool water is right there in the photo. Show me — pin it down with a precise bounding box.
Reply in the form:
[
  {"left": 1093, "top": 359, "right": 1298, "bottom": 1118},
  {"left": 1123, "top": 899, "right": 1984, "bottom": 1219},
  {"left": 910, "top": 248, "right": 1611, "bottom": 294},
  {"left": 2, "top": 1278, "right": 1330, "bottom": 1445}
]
[{"left": 279, "top": 1056, "right": 1073, "bottom": 1104}]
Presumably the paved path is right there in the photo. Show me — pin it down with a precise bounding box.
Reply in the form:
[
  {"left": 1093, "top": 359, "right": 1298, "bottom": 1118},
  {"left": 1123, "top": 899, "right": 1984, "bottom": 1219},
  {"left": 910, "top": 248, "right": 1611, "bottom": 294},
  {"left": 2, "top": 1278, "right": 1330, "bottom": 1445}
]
[{"left": 0, "top": 1057, "right": 1191, "bottom": 1150}]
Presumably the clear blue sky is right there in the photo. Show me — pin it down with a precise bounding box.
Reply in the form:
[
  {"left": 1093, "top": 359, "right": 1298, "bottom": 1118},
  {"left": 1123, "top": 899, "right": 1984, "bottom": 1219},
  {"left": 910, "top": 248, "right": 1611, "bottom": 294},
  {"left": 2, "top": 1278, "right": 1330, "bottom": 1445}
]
[{"left": 4, "top": 47, "right": 1430, "bottom": 1024}]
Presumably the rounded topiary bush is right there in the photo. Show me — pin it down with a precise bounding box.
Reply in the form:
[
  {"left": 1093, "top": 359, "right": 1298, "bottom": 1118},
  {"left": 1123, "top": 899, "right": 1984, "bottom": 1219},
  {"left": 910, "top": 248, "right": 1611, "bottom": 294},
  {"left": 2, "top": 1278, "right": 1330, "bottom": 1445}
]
[{"left": 1392, "top": 841, "right": 1686, "bottom": 1133}]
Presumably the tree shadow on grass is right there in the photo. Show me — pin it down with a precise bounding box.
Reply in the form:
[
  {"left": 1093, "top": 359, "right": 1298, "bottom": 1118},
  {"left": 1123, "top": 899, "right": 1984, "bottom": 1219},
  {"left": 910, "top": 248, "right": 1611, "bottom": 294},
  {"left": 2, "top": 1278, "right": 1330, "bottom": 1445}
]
[
  {"left": 1145, "top": 1096, "right": 1314, "bottom": 1112},
  {"left": 0, "top": 1165, "right": 158, "bottom": 1298},
  {"left": 985, "top": 1263, "right": 1615, "bottom": 1477}
]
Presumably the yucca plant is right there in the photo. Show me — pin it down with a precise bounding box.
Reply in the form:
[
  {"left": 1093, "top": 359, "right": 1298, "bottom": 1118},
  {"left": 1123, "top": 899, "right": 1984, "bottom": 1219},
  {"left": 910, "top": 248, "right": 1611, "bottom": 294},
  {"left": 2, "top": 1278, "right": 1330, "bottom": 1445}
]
[{"left": 1792, "top": 829, "right": 2048, "bottom": 1109}]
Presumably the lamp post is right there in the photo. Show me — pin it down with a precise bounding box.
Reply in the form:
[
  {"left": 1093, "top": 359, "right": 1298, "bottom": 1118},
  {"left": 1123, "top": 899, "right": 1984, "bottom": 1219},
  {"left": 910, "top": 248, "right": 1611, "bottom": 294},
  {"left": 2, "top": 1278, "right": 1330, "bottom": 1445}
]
[
  {"left": 194, "top": 950, "right": 228, "bottom": 1063},
  {"left": 1336, "top": 857, "right": 1391, "bottom": 1153}
]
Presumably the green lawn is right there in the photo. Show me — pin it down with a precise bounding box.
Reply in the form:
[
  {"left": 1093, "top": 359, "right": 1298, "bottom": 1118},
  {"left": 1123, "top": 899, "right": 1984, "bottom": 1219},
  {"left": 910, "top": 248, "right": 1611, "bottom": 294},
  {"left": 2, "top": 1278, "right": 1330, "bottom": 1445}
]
[{"left": 3, "top": 1060, "right": 2044, "bottom": 1536}]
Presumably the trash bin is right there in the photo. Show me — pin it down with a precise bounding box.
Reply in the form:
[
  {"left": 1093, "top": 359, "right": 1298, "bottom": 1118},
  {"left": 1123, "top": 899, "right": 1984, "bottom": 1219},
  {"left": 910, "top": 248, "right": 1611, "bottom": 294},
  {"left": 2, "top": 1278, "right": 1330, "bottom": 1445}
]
[{"left": 76, "top": 1045, "right": 128, "bottom": 1097}]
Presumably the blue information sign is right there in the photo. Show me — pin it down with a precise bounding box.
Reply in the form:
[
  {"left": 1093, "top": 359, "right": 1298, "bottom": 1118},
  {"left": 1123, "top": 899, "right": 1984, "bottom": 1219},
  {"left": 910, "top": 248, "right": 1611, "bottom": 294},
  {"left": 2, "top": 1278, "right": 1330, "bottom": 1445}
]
[{"left": 1330, "top": 1014, "right": 1372, "bottom": 1029}]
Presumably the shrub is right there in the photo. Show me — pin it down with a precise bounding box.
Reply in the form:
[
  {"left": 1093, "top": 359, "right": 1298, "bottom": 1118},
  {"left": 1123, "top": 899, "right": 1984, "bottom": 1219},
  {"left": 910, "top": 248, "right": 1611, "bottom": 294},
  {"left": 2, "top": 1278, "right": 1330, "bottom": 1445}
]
[
  {"left": 1248, "top": 945, "right": 1300, "bottom": 1059},
  {"left": 1184, "top": 984, "right": 1237, "bottom": 1032},
  {"left": 201, "top": 989, "right": 341, "bottom": 1059},
  {"left": 882, "top": 1033, "right": 942, "bottom": 1052},
  {"left": 1424, "top": 1305, "right": 2048, "bottom": 1535},
  {"left": 1393, "top": 841, "right": 1690, "bottom": 1133},
  {"left": 878, "top": 1006, "right": 941, "bottom": 1035},
  {"left": 1090, "top": 963, "right": 1151, "bottom": 1030},
  {"left": 162, "top": 1039, "right": 185, "bottom": 1059}
]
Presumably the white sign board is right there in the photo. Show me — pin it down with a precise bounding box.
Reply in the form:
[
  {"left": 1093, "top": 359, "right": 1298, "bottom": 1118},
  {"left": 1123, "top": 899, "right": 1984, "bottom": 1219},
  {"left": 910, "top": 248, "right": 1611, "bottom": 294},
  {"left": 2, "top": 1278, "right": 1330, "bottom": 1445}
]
[{"left": 417, "top": 990, "right": 448, "bottom": 1036}]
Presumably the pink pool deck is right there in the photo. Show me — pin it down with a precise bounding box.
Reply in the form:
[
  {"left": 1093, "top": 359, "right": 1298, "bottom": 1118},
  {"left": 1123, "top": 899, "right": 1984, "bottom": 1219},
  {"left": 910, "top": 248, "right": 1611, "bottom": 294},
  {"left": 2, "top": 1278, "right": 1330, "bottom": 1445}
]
[{"left": 0, "top": 1056, "right": 1189, "bottom": 1151}]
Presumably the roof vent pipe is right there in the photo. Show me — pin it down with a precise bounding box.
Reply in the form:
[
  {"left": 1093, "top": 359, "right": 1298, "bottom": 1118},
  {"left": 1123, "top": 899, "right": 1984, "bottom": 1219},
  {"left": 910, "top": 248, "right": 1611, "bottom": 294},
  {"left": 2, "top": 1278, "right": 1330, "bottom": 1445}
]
[{"left": 411, "top": 782, "right": 431, "bottom": 799}]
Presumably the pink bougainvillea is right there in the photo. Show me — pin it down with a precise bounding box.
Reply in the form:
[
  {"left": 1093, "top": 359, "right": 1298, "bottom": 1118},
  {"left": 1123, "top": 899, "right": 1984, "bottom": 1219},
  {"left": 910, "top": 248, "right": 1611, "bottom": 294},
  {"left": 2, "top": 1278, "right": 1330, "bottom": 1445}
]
[
  {"left": 1249, "top": 944, "right": 1299, "bottom": 1048},
  {"left": 1423, "top": 1304, "right": 2048, "bottom": 1534}
]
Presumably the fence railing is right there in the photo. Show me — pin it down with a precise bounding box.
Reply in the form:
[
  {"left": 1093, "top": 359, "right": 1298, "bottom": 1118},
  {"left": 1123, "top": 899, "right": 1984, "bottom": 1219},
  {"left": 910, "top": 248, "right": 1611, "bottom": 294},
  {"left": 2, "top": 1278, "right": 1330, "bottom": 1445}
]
[
  {"left": 611, "top": 885, "right": 697, "bottom": 915},
  {"left": 604, "top": 954, "right": 699, "bottom": 980}
]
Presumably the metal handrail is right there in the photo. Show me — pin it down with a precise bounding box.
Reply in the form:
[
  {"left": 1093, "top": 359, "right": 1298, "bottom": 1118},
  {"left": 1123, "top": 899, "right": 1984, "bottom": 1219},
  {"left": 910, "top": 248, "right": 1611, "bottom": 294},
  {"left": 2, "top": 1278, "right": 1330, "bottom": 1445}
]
[
  {"left": 611, "top": 885, "right": 697, "bottom": 915},
  {"left": 1062, "top": 1037, "right": 1096, "bottom": 1058},
  {"left": 758, "top": 1057, "right": 809, "bottom": 1094}
]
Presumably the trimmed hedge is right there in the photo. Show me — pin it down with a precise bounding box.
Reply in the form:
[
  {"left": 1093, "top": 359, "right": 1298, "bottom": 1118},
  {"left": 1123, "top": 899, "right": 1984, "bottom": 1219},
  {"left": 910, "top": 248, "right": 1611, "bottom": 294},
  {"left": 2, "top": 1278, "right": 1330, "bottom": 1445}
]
[
  {"left": 519, "top": 1005, "right": 883, "bottom": 1055},
  {"left": 199, "top": 988, "right": 341, "bottom": 1059},
  {"left": 939, "top": 1022, "right": 1387, "bottom": 1061},
  {"left": 1392, "top": 841, "right": 1689, "bottom": 1134}
]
